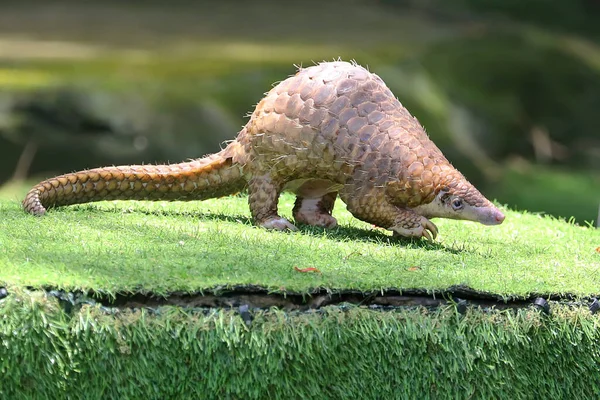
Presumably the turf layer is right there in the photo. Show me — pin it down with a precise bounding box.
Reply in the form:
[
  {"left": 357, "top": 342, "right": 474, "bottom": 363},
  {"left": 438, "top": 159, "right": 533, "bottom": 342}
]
[
  {"left": 0, "top": 196, "right": 599, "bottom": 298},
  {"left": 1, "top": 290, "right": 600, "bottom": 399}
]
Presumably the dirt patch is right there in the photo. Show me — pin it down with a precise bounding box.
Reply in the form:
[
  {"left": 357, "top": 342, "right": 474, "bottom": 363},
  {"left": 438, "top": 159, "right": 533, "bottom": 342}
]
[{"left": 33, "top": 284, "right": 599, "bottom": 315}]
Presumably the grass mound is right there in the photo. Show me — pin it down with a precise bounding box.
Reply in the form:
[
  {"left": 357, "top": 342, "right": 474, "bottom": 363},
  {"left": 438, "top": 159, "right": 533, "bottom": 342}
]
[{"left": 0, "top": 195, "right": 598, "bottom": 298}]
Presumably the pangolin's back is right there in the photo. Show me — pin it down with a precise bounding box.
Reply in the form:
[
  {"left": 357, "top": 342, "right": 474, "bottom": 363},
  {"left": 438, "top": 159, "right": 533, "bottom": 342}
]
[{"left": 238, "top": 61, "right": 448, "bottom": 189}]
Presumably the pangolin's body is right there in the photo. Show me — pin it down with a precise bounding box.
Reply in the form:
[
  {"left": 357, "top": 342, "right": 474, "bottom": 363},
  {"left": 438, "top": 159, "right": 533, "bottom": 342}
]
[{"left": 23, "top": 61, "right": 504, "bottom": 239}]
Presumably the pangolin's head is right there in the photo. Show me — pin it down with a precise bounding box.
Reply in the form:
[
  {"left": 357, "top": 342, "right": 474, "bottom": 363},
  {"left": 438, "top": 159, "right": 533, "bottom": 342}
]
[{"left": 413, "top": 170, "right": 505, "bottom": 226}]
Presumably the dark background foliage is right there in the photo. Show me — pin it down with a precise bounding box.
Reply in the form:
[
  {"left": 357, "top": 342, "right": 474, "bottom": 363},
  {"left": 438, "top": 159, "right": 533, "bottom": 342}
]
[{"left": 0, "top": 0, "right": 598, "bottom": 223}]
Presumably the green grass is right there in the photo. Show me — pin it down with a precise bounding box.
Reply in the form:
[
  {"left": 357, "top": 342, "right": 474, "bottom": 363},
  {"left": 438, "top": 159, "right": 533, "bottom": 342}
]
[
  {"left": 487, "top": 163, "right": 600, "bottom": 225},
  {"left": 1, "top": 190, "right": 598, "bottom": 298},
  {"left": 2, "top": 289, "right": 600, "bottom": 399}
]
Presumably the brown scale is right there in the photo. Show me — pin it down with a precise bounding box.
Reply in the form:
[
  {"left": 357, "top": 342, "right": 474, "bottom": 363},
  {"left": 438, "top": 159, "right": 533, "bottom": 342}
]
[{"left": 23, "top": 61, "right": 504, "bottom": 239}]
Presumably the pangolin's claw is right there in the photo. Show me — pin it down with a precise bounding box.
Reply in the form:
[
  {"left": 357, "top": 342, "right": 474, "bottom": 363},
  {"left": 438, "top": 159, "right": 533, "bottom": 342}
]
[
  {"left": 425, "top": 220, "right": 438, "bottom": 240},
  {"left": 421, "top": 229, "right": 432, "bottom": 241}
]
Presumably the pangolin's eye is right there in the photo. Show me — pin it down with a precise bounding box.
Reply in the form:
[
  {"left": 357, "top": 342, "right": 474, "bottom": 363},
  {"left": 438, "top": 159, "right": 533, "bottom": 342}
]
[{"left": 451, "top": 198, "right": 464, "bottom": 211}]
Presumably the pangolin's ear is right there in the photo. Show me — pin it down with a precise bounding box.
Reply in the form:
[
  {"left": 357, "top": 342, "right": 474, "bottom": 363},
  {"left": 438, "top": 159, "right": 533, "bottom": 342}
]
[
  {"left": 386, "top": 179, "right": 435, "bottom": 208},
  {"left": 439, "top": 190, "right": 451, "bottom": 204}
]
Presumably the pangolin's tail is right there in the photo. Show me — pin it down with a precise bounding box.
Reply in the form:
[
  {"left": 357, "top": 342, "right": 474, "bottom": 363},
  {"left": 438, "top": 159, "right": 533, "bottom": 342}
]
[{"left": 22, "top": 144, "right": 246, "bottom": 216}]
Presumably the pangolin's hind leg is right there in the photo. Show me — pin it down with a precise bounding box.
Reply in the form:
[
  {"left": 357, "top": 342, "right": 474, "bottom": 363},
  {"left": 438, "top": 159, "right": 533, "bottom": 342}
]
[
  {"left": 293, "top": 191, "right": 338, "bottom": 228},
  {"left": 248, "top": 173, "right": 297, "bottom": 231}
]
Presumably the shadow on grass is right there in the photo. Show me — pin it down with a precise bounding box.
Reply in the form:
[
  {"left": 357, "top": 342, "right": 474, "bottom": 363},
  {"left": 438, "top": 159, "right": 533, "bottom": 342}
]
[
  {"left": 295, "top": 224, "right": 461, "bottom": 253},
  {"left": 72, "top": 204, "right": 466, "bottom": 254}
]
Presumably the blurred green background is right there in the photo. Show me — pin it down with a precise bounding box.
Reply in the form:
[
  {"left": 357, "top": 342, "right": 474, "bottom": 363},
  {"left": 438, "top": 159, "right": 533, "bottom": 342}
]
[{"left": 0, "top": 0, "right": 598, "bottom": 224}]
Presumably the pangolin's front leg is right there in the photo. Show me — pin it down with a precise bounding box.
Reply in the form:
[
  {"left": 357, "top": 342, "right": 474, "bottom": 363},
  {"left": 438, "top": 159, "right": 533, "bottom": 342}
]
[
  {"left": 247, "top": 173, "right": 297, "bottom": 231},
  {"left": 390, "top": 208, "right": 438, "bottom": 241},
  {"left": 341, "top": 189, "right": 438, "bottom": 240}
]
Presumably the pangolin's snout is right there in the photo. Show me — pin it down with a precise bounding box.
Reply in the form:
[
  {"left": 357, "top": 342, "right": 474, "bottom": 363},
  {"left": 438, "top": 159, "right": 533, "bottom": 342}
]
[
  {"left": 494, "top": 210, "right": 505, "bottom": 224},
  {"left": 481, "top": 207, "right": 505, "bottom": 225}
]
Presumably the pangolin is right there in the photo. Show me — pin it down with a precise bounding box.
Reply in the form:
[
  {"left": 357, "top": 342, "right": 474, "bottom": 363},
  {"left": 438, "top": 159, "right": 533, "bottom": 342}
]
[{"left": 22, "top": 61, "right": 504, "bottom": 240}]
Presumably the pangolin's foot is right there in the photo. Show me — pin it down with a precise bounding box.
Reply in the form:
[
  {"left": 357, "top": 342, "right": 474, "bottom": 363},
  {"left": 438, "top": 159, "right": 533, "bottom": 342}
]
[
  {"left": 248, "top": 173, "right": 298, "bottom": 231},
  {"left": 295, "top": 211, "right": 338, "bottom": 228},
  {"left": 293, "top": 196, "right": 338, "bottom": 229},
  {"left": 258, "top": 217, "right": 298, "bottom": 231},
  {"left": 391, "top": 216, "right": 438, "bottom": 241}
]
